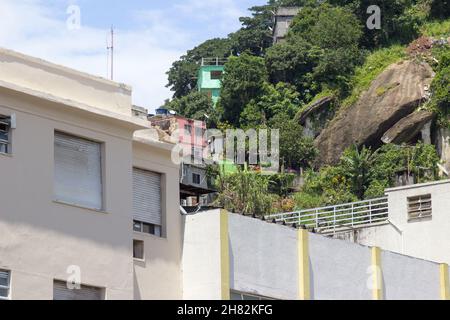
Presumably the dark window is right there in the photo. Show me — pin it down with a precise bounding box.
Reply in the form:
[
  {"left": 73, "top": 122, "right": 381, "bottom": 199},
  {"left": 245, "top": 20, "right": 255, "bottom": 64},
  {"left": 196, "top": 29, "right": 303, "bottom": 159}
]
[
  {"left": 210, "top": 71, "right": 223, "bottom": 80},
  {"left": 133, "top": 240, "right": 144, "bottom": 260},
  {"left": 192, "top": 173, "right": 201, "bottom": 185},
  {"left": 0, "top": 115, "right": 11, "bottom": 154},
  {"left": 133, "top": 220, "right": 161, "bottom": 237},
  {"left": 184, "top": 124, "right": 192, "bottom": 135}
]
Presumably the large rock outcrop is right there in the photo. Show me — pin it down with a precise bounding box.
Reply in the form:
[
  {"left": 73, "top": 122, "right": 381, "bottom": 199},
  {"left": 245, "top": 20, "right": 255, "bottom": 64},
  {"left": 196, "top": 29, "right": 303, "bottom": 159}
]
[
  {"left": 381, "top": 110, "right": 434, "bottom": 144},
  {"left": 314, "top": 60, "right": 435, "bottom": 166}
]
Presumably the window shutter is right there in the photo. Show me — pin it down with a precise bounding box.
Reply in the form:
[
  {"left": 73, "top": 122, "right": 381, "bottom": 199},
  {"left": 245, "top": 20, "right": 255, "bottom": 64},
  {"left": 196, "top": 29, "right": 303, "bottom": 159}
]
[
  {"left": 133, "top": 168, "right": 162, "bottom": 226},
  {"left": 54, "top": 132, "right": 102, "bottom": 210},
  {"left": 53, "top": 281, "right": 102, "bottom": 300}
]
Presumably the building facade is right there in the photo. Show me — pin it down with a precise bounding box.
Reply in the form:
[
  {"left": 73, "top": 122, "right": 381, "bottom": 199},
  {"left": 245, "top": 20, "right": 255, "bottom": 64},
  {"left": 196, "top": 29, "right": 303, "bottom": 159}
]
[
  {"left": 197, "top": 58, "right": 226, "bottom": 106},
  {"left": 0, "top": 48, "right": 184, "bottom": 300}
]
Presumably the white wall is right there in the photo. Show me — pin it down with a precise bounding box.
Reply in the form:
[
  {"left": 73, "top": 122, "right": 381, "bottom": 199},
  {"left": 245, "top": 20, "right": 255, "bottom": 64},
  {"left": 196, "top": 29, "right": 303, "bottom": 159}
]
[
  {"left": 309, "top": 234, "right": 372, "bottom": 300},
  {"left": 229, "top": 214, "right": 298, "bottom": 300},
  {"left": 382, "top": 251, "right": 440, "bottom": 300},
  {"left": 183, "top": 210, "right": 445, "bottom": 300},
  {"left": 182, "top": 209, "right": 223, "bottom": 300}
]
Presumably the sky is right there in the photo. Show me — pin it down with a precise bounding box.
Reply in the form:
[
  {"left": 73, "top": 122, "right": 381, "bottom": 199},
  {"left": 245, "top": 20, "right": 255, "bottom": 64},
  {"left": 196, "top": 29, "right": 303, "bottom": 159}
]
[{"left": 0, "top": 0, "right": 266, "bottom": 111}]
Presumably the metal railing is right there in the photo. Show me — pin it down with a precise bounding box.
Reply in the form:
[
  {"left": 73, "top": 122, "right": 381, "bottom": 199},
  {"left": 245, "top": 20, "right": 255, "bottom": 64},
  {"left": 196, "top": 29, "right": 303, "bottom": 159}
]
[
  {"left": 266, "top": 197, "right": 389, "bottom": 234},
  {"left": 201, "top": 57, "right": 227, "bottom": 66}
]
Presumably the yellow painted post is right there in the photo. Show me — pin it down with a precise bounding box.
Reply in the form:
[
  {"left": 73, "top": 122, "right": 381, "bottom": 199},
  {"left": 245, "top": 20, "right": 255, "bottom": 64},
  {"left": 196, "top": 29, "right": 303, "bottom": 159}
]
[
  {"left": 298, "top": 229, "right": 310, "bottom": 300},
  {"left": 440, "top": 264, "right": 450, "bottom": 300},
  {"left": 220, "top": 209, "right": 230, "bottom": 300},
  {"left": 371, "top": 247, "right": 383, "bottom": 300}
]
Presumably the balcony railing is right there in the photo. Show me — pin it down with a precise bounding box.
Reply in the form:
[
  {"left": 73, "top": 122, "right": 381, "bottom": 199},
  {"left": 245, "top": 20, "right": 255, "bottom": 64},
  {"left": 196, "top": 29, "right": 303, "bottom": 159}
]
[
  {"left": 200, "top": 57, "right": 227, "bottom": 66},
  {"left": 266, "top": 197, "right": 389, "bottom": 234}
]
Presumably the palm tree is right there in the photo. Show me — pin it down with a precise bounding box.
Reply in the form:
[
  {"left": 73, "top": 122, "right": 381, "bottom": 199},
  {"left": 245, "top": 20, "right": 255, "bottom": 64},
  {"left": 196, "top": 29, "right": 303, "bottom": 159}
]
[{"left": 340, "top": 145, "right": 378, "bottom": 199}]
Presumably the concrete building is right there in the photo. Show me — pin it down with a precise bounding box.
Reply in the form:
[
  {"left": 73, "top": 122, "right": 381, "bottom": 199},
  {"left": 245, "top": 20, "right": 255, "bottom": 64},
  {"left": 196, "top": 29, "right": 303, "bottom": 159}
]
[
  {"left": 197, "top": 58, "right": 226, "bottom": 106},
  {"left": 272, "top": 7, "right": 301, "bottom": 44},
  {"left": 0, "top": 47, "right": 183, "bottom": 300},
  {"left": 148, "top": 114, "right": 216, "bottom": 206},
  {"left": 335, "top": 180, "right": 450, "bottom": 266}
]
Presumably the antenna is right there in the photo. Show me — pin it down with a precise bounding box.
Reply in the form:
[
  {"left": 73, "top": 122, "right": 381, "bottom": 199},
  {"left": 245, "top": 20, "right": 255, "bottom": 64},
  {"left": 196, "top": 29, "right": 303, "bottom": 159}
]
[{"left": 106, "top": 26, "right": 114, "bottom": 80}]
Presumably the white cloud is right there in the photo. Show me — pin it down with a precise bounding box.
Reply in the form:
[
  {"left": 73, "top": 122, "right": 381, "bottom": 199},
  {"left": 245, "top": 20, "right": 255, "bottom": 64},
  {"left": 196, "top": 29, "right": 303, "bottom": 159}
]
[{"left": 0, "top": 0, "right": 251, "bottom": 112}]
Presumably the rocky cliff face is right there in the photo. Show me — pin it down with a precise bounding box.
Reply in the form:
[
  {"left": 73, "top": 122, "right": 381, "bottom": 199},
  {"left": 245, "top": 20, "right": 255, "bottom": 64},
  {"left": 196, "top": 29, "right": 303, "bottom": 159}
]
[{"left": 314, "top": 60, "right": 435, "bottom": 166}]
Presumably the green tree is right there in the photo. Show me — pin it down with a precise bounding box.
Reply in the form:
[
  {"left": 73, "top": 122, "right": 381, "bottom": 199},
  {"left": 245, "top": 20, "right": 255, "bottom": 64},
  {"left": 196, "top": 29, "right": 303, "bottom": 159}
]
[
  {"left": 328, "top": 0, "right": 427, "bottom": 47},
  {"left": 339, "top": 145, "right": 378, "bottom": 199},
  {"left": 240, "top": 82, "right": 302, "bottom": 128},
  {"left": 269, "top": 113, "right": 317, "bottom": 170},
  {"left": 218, "top": 53, "right": 268, "bottom": 127},
  {"left": 166, "top": 38, "right": 233, "bottom": 98},
  {"left": 265, "top": 39, "right": 322, "bottom": 99},
  {"left": 214, "top": 170, "right": 276, "bottom": 216},
  {"left": 287, "top": 3, "right": 365, "bottom": 94},
  {"left": 164, "top": 92, "right": 216, "bottom": 125}
]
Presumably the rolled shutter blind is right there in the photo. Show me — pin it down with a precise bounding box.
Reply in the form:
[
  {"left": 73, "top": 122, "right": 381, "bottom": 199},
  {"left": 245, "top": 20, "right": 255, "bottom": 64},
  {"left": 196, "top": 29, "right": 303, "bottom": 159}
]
[
  {"left": 0, "top": 270, "right": 9, "bottom": 286},
  {"left": 54, "top": 132, "right": 102, "bottom": 210},
  {"left": 53, "top": 281, "right": 102, "bottom": 300},
  {"left": 133, "top": 168, "right": 162, "bottom": 226}
]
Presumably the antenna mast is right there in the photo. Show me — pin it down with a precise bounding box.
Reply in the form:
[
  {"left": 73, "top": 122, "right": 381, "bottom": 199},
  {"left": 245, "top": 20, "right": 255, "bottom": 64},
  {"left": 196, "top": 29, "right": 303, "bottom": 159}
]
[{"left": 107, "top": 26, "right": 114, "bottom": 80}]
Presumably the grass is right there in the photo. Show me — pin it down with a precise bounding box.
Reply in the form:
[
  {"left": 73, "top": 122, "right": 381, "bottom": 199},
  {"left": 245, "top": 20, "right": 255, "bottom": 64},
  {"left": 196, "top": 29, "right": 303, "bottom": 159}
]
[
  {"left": 341, "top": 45, "right": 407, "bottom": 108},
  {"left": 421, "top": 19, "right": 450, "bottom": 37}
]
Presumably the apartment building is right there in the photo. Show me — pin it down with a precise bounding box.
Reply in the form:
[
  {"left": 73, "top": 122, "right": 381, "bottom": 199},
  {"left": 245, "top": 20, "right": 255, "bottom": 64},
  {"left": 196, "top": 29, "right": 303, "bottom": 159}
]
[{"left": 0, "top": 48, "right": 183, "bottom": 300}]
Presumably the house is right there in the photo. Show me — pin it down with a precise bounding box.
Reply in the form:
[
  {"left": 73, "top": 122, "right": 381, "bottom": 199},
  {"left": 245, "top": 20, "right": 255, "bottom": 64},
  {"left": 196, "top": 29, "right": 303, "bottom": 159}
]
[
  {"left": 272, "top": 7, "right": 301, "bottom": 44},
  {"left": 148, "top": 112, "right": 216, "bottom": 206},
  {"left": 197, "top": 58, "right": 226, "bottom": 106}
]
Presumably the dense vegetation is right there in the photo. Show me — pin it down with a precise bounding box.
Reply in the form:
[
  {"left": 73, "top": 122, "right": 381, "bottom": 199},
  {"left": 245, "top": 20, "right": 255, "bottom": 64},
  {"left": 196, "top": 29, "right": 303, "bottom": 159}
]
[{"left": 165, "top": 0, "right": 449, "bottom": 215}]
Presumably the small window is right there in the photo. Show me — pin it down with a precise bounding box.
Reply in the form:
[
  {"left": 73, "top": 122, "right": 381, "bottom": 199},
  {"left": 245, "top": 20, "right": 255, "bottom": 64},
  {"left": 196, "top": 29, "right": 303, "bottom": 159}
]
[
  {"left": 132, "top": 168, "right": 163, "bottom": 237},
  {"left": 133, "top": 220, "right": 161, "bottom": 237},
  {"left": 0, "top": 270, "right": 11, "bottom": 300},
  {"left": 54, "top": 132, "right": 103, "bottom": 210},
  {"left": 195, "top": 127, "right": 203, "bottom": 138},
  {"left": 184, "top": 124, "right": 192, "bottom": 135},
  {"left": 0, "top": 115, "right": 11, "bottom": 154},
  {"left": 133, "top": 240, "right": 144, "bottom": 260},
  {"left": 407, "top": 194, "right": 432, "bottom": 221},
  {"left": 210, "top": 71, "right": 223, "bottom": 80},
  {"left": 53, "top": 280, "right": 104, "bottom": 300},
  {"left": 192, "top": 173, "right": 201, "bottom": 185}
]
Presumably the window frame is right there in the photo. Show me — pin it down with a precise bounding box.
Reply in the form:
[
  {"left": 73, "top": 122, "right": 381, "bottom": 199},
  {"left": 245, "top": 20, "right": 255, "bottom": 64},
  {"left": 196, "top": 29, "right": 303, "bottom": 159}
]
[
  {"left": 133, "top": 220, "right": 162, "bottom": 237},
  {"left": 53, "top": 131, "right": 104, "bottom": 211},
  {"left": 0, "top": 115, "right": 11, "bottom": 155},
  {"left": 192, "top": 173, "right": 201, "bottom": 185},
  {"left": 0, "top": 270, "right": 11, "bottom": 300},
  {"left": 407, "top": 194, "right": 432, "bottom": 221},
  {"left": 133, "top": 239, "right": 145, "bottom": 261},
  {"left": 210, "top": 70, "right": 223, "bottom": 80},
  {"left": 53, "top": 280, "right": 105, "bottom": 300},
  {"left": 132, "top": 167, "right": 164, "bottom": 238}
]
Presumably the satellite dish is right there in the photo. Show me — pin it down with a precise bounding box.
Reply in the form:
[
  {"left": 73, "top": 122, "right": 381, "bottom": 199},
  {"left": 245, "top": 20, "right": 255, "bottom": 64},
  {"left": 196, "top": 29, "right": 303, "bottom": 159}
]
[{"left": 169, "top": 110, "right": 177, "bottom": 115}]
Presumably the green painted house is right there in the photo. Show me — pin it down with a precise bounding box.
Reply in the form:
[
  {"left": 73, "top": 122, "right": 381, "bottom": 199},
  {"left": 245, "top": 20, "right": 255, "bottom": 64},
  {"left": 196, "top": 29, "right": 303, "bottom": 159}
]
[{"left": 197, "top": 58, "right": 226, "bottom": 106}]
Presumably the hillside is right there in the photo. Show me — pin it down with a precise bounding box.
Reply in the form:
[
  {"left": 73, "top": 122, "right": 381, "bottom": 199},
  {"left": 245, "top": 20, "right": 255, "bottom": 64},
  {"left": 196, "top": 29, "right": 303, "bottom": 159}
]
[{"left": 164, "top": 0, "right": 450, "bottom": 215}]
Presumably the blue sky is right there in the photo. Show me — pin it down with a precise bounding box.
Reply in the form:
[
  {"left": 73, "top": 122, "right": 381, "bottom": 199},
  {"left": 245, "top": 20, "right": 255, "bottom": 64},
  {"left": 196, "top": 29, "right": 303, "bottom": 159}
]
[{"left": 0, "top": 0, "right": 266, "bottom": 110}]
